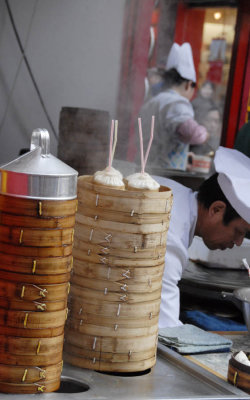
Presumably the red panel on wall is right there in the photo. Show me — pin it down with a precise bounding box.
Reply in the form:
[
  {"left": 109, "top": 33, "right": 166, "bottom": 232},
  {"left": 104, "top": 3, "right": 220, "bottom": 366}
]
[
  {"left": 174, "top": 2, "right": 205, "bottom": 81},
  {"left": 224, "top": 0, "right": 250, "bottom": 147},
  {"left": 117, "top": 0, "right": 155, "bottom": 161}
]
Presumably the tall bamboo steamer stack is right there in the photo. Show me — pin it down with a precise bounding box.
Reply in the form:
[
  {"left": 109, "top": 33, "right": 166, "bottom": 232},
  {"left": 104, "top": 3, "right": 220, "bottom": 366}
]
[
  {"left": 0, "top": 129, "right": 78, "bottom": 393},
  {"left": 64, "top": 175, "right": 172, "bottom": 372}
]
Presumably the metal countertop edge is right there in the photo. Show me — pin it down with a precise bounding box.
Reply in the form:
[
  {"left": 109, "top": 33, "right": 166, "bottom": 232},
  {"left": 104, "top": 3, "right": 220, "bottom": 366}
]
[{"left": 157, "top": 343, "right": 250, "bottom": 399}]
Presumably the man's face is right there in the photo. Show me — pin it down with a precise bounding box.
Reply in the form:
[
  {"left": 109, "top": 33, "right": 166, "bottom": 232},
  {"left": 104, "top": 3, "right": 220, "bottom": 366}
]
[{"left": 202, "top": 216, "right": 250, "bottom": 251}]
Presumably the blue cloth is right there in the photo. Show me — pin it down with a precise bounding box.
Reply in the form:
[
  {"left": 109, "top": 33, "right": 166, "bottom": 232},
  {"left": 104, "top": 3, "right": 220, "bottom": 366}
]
[
  {"left": 158, "top": 324, "right": 232, "bottom": 354},
  {"left": 181, "top": 310, "right": 247, "bottom": 332}
]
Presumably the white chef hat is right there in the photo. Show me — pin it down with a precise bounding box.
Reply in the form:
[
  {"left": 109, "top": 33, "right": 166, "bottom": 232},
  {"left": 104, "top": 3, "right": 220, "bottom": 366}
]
[
  {"left": 214, "top": 146, "right": 250, "bottom": 223},
  {"left": 166, "top": 42, "right": 196, "bottom": 82}
]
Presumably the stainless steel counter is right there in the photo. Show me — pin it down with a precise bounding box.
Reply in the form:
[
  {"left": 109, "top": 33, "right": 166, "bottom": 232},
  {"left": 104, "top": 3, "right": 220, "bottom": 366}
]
[{"left": 0, "top": 343, "right": 249, "bottom": 400}]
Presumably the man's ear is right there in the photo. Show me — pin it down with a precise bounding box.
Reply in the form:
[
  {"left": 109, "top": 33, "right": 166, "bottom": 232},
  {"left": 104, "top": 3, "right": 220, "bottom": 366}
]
[{"left": 208, "top": 201, "right": 226, "bottom": 218}]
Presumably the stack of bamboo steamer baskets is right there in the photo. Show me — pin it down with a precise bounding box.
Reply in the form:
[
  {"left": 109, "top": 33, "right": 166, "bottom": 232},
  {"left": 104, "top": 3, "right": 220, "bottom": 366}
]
[
  {"left": 0, "top": 129, "right": 78, "bottom": 393},
  {"left": 64, "top": 174, "right": 172, "bottom": 372}
]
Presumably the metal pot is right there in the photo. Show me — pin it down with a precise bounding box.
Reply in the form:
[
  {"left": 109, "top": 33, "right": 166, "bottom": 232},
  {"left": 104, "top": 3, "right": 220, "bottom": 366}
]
[
  {"left": 0, "top": 129, "right": 78, "bottom": 200},
  {"left": 221, "top": 287, "right": 250, "bottom": 332}
]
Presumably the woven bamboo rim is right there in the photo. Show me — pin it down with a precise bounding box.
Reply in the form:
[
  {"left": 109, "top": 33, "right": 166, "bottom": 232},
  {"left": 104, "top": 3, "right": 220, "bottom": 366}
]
[
  {"left": 0, "top": 195, "right": 77, "bottom": 217},
  {"left": 64, "top": 329, "right": 157, "bottom": 352},
  {"left": 0, "top": 325, "right": 64, "bottom": 338},
  {"left": 74, "top": 224, "right": 167, "bottom": 250},
  {"left": 0, "top": 297, "right": 67, "bottom": 311},
  {"left": 76, "top": 213, "right": 169, "bottom": 234},
  {"left": 0, "top": 212, "right": 75, "bottom": 229},
  {"left": 0, "top": 378, "right": 60, "bottom": 393},
  {"left": 77, "top": 176, "right": 172, "bottom": 214},
  {"left": 72, "top": 260, "right": 165, "bottom": 281},
  {"left": 0, "top": 242, "right": 73, "bottom": 257},
  {"left": 77, "top": 203, "right": 170, "bottom": 224},
  {"left": 64, "top": 351, "right": 155, "bottom": 372},
  {"left": 70, "top": 274, "right": 162, "bottom": 293},
  {"left": 70, "top": 284, "right": 161, "bottom": 304},
  {"left": 0, "top": 308, "right": 68, "bottom": 329},
  {"left": 0, "top": 270, "right": 71, "bottom": 284},
  {"left": 64, "top": 342, "right": 156, "bottom": 362},
  {"left": 0, "top": 333, "right": 64, "bottom": 355},
  {"left": 0, "top": 361, "right": 62, "bottom": 383},
  {"left": 0, "top": 253, "right": 72, "bottom": 275},
  {"left": 68, "top": 298, "right": 161, "bottom": 318},
  {"left": 0, "top": 280, "right": 70, "bottom": 301},
  {"left": 0, "top": 226, "right": 74, "bottom": 247},
  {"left": 66, "top": 319, "right": 158, "bottom": 338}
]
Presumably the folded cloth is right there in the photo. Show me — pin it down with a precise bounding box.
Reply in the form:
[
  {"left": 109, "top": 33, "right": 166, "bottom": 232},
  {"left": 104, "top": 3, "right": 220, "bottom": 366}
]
[
  {"left": 158, "top": 324, "right": 232, "bottom": 354},
  {"left": 180, "top": 310, "right": 247, "bottom": 332}
]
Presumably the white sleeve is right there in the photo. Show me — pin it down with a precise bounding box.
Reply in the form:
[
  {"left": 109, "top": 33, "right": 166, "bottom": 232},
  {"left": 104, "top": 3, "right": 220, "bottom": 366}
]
[{"left": 158, "top": 240, "right": 188, "bottom": 328}]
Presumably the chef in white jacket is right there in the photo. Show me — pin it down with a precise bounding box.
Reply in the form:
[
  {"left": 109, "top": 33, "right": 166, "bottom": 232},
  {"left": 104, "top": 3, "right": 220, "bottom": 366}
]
[
  {"left": 155, "top": 146, "right": 250, "bottom": 327},
  {"left": 139, "top": 42, "right": 209, "bottom": 170}
]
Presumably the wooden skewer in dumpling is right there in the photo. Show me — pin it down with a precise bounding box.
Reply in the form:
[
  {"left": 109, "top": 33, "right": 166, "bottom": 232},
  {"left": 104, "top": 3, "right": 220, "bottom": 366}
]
[
  {"left": 93, "top": 120, "right": 125, "bottom": 189},
  {"left": 126, "top": 116, "right": 160, "bottom": 191}
]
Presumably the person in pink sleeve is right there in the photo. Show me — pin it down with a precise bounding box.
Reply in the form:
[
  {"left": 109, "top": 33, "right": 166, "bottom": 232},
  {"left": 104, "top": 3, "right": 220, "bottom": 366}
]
[{"left": 139, "top": 43, "right": 209, "bottom": 170}]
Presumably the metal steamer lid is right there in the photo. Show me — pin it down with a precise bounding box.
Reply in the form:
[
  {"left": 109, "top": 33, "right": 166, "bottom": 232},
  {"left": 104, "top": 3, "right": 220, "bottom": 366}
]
[{"left": 0, "top": 129, "right": 78, "bottom": 200}]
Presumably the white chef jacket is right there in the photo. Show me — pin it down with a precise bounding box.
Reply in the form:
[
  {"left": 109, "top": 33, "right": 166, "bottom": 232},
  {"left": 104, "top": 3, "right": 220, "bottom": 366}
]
[
  {"left": 140, "top": 89, "right": 195, "bottom": 170},
  {"left": 154, "top": 176, "right": 198, "bottom": 327}
]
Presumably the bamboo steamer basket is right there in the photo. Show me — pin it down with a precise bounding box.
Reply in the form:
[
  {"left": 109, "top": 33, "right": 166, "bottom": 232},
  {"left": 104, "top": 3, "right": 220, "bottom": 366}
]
[
  {"left": 77, "top": 176, "right": 172, "bottom": 215},
  {"left": 0, "top": 270, "right": 70, "bottom": 284},
  {"left": 0, "top": 211, "right": 75, "bottom": 228},
  {"left": 73, "top": 237, "right": 166, "bottom": 261},
  {"left": 0, "top": 379, "right": 60, "bottom": 394},
  {"left": 0, "top": 225, "right": 74, "bottom": 247},
  {"left": 64, "top": 350, "right": 155, "bottom": 372},
  {"left": 65, "top": 175, "right": 172, "bottom": 372},
  {"left": 0, "top": 253, "right": 73, "bottom": 275},
  {"left": 0, "top": 242, "right": 73, "bottom": 257},
  {"left": 0, "top": 194, "right": 77, "bottom": 217},
  {"left": 77, "top": 204, "right": 170, "bottom": 225},
  {"left": 76, "top": 213, "right": 170, "bottom": 234},
  {"left": 68, "top": 297, "right": 161, "bottom": 318},
  {"left": 0, "top": 361, "right": 62, "bottom": 383},
  {"left": 0, "top": 297, "right": 67, "bottom": 311},
  {"left": 64, "top": 331, "right": 157, "bottom": 372},
  {"left": 70, "top": 273, "right": 163, "bottom": 293},
  {"left": 0, "top": 334, "right": 64, "bottom": 365},
  {"left": 74, "top": 222, "right": 167, "bottom": 249},
  {"left": 65, "top": 329, "right": 157, "bottom": 352},
  {"left": 228, "top": 352, "right": 250, "bottom": 394},
  {"left": 69, "top": 284, "right": 162, "bottom": 305},
  {"left": 0, "top": 308, "right": 68, "bottom": 329},
  {"left": 72, "top": 259, "right": 165, "bottom": 280},
  {"left": 0, "top": 129, "right": 78, "bottom": 393},
  {"left": 0, "top": 280, "right": 70, "bottom": 301},
  {"left": 0, "top": 325, "right": 64, "bottom": 338},
  {"left": 65, "top": 341, "right": 156, "bottom": 364}
]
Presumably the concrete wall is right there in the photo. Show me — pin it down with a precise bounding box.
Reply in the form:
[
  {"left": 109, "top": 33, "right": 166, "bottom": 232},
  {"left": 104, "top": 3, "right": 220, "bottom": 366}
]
[{"left": 0, "top": 0, "right": 126, "bottom": 164}]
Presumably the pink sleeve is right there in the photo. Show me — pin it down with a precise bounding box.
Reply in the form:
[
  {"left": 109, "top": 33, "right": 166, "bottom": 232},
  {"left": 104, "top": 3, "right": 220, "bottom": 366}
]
[{"left": 177, "top": 118, "right": 208, "bottom": 145}]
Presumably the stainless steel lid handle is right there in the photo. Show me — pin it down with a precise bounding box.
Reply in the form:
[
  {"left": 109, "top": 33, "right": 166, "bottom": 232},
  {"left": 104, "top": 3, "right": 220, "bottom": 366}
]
[{"left": 30, "top": 129, "right": 50, "bottom": 156}]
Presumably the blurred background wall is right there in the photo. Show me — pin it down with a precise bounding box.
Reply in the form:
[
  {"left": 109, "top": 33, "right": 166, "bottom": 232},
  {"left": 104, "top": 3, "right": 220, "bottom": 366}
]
[{"left": 0, "top": 0, "right": 126, "bottom": 164}]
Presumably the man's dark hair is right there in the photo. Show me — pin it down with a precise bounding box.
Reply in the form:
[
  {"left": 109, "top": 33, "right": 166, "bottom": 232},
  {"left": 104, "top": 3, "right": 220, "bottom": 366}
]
[
  {"left": 197, "top": 173, "right": 241, "bottom": 225},
  {"left": 162, "top": 68, "right": 191, "bottom": 89}
]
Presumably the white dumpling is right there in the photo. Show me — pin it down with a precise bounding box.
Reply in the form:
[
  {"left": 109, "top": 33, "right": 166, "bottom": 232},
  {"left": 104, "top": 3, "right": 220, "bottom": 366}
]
[
  {"left": 126, "top": 172, "right": 160, "bottom": 190},
  {"left": 235, "top": 351, "right": 250, "bottom": 366},
  {"left": 93, "top": 166, "right": 124, "bottom": 188}
]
